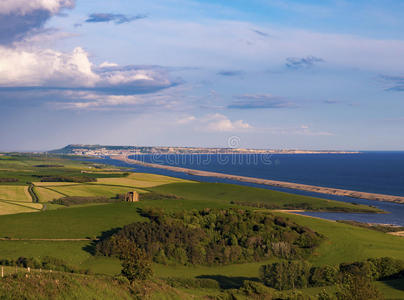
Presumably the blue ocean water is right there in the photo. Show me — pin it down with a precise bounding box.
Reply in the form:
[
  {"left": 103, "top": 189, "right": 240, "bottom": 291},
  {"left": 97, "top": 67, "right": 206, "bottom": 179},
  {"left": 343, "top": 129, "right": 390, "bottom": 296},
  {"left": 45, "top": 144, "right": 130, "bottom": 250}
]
[
  {"left": 131, "top": 152, "right": 404, "bottom": 197},
  {"left": 98, "top": 152, "right": 404, "bottom": 226}
]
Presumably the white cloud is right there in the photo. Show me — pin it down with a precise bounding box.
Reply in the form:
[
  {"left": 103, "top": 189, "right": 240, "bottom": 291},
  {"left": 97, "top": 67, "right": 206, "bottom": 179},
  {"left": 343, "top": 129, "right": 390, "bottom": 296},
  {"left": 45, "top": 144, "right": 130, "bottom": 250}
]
[
  {"left": 49, "top": 85, "right": 187, "bottom": 111},
  {"left": 55, "top": 92, "right": 144, "bottom": 109},
  {"left": 0, "top": 47, "right": 98, "bottom": 87},
  {"left": 177, "top": 115, "right": 196, "bottom": 124},
  {"left": 0, "top": 46, "right": 175, "bottom": 92},
  {"left": 0, "top": 0, "right": 75, "bottom": 16},
  {"left": 199, "top": 114, "right": 252, "bottom": 132},
  {"left": 175, "top": 114, "right": 252, "bottom": 132},
  {"left": 99, "top": 61, "right": 118, "bottom": 68}
]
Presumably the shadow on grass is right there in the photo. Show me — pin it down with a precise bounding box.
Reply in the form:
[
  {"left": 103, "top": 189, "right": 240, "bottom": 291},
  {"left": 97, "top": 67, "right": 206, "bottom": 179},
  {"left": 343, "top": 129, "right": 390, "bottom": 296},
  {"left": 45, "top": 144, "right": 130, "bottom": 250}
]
[
  {"left": 82, "top": 227, "right": 121, "bottom": 255},
  {"left": 381, "top": 277, "right": 404, "bottom": 292},
  {"left": 196, "top": 274, "right": 260, "bottom": 289}
]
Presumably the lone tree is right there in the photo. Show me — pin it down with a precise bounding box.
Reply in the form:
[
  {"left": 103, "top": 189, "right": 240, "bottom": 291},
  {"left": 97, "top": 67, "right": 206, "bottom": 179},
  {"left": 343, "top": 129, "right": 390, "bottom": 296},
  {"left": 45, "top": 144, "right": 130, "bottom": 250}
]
[{"left": 121, "top": 242, "right": 153, "bottom": 282}]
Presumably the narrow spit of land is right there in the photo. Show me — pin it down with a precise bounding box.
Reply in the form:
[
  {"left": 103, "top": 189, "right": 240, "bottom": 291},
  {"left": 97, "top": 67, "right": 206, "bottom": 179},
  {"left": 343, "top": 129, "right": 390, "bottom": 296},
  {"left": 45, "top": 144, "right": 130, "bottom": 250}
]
[{"left": 112, "top": 155, "right": 404, "bottom": 204}]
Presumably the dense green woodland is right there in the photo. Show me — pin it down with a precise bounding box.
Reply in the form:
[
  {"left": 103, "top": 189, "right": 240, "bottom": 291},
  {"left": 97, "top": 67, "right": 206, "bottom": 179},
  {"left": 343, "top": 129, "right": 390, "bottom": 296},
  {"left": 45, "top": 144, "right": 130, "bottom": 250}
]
[{"left": 96, "top": 208, "right": 323, "bottom": 265}]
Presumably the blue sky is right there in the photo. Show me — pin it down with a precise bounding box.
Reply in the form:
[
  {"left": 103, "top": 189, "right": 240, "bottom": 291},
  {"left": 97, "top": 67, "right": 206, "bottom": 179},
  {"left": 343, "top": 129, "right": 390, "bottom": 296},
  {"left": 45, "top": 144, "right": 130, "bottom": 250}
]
[{"left": 0, "top": 0, "right": 404, "bottom": 151}]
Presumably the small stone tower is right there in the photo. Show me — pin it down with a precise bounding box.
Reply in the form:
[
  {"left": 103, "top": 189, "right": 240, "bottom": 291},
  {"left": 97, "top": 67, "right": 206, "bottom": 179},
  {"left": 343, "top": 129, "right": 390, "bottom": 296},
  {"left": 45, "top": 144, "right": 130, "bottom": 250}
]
[{"left": 124, "top": 191, "right": 139, "bottom": 202}]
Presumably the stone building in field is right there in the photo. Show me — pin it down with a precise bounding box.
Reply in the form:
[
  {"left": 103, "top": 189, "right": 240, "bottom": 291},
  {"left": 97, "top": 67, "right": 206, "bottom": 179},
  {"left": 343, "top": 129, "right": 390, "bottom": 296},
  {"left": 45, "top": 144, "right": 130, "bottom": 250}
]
[{"left": 124, "top": 191, "right": 139, "bottom": 202}]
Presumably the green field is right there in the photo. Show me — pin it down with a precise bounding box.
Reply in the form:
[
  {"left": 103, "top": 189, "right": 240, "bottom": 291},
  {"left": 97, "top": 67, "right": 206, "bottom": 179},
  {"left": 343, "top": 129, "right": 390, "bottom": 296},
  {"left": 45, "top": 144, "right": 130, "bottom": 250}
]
[
  {"left": 0, "top": 203, "right": 146, "bottom": 239},
  {"left": 95, "top": 172, "right": 193, "bottom": 188},
  {"left": 150, "top": 181, "right": 382, "bottom": 213},
  {"left": 33, "top": 186, "right": 65, "bottom": 202},
  {"left": 0, "top": 154, "right": 129, "bottom": 187},
  {"left": 274, "top": 212, "right": 404, "bottom": 264},
  {"left": 0, "top": 154, "right": 133, "bottom": 215},
  {"left": 42, "top": 184, "right": 146, "bottom": 198},
  {"left": 0, "top": 185, "right": 30, "bottom": 201},
  {"left": 0, "top": 185, "right": 42, "bottom": 215}
]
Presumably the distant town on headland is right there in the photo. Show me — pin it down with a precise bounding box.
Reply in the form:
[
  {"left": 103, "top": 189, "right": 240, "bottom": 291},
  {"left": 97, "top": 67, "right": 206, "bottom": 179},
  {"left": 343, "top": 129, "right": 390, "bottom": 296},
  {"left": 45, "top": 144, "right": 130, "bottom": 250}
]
[{"left": 50, "top": 144, "right": 360, "bottom": 157}]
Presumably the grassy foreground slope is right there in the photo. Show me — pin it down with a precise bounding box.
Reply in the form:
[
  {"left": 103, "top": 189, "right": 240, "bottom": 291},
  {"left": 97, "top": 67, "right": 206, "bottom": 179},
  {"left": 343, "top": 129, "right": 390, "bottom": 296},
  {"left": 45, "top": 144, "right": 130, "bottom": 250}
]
[{"left": 0, "top": 272, "right": 193, "bottom": 300}]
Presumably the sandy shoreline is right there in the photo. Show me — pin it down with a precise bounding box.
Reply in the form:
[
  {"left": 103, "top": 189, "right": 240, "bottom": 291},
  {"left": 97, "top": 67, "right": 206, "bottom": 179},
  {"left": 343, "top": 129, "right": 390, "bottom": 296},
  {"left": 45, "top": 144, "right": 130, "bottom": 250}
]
[{"left": 111, "top": 155, "right": 404, "bottom": 205}]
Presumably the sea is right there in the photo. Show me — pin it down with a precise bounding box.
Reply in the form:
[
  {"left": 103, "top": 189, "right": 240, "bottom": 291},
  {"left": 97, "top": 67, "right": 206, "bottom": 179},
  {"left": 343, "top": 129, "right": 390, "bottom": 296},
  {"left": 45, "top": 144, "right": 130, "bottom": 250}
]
[{"left": 99, "top": 152, "right": 404, "bottom": 226}]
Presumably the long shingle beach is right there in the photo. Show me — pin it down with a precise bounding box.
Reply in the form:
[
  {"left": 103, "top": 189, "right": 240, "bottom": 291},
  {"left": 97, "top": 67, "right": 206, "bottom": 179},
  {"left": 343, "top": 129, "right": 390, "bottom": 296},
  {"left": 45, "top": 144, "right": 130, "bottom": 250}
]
[{"left": 112, "top": 155, "right": 404, "bottom": 204}]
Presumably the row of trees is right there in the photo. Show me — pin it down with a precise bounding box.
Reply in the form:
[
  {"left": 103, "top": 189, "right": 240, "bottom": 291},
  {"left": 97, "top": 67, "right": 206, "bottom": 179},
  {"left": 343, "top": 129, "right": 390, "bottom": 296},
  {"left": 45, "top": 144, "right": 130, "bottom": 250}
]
[
  {"left": 95, "top": 208, "right": 324, "bottom": 265},
  {"left": 259, "top": 257, "right": 404, "bottom": 291},
  {"left": 231, "top": 200, "right": 376, "bottom": 213},
  {"left": 37, "top": 175, "right": 96, "bottom": 183},
  {"left": 0, "top": 178, "right": 18, "bottom": 183},
  {"left": 51, "top": 196, "right": 120, "bottom": 206}
]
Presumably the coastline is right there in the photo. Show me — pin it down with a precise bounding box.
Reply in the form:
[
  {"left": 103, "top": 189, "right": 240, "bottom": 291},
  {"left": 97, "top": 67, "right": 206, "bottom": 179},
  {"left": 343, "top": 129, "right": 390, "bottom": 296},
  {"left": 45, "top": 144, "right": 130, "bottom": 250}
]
[{"left": 111, "top": 154, "right": 404, "bottom": 205}]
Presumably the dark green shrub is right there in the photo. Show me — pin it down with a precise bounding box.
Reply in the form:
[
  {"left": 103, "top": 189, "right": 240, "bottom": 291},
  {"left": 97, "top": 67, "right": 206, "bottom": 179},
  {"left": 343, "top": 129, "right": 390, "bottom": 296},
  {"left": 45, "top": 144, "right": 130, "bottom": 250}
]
[
  {"left": 259, "top": 261, "right": 311, "bottom": 290},
  {"left": 336, "top": 274, "right": 384, "bottom": 300},
  {"left": 310, "top": 265, "right": 339, "bottom": 286},
  {"left": 165, "top": 277, "right": 220, "bottom": 289}
]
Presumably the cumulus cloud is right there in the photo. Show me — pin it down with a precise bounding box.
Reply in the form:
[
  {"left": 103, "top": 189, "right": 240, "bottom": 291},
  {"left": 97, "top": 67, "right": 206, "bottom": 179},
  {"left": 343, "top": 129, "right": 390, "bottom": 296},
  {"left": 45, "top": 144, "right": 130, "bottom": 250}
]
[
  {"left": 285, "top": 55, "right": 324, "bottom": 70},
  {"left": 99, "top": 61, "right": 119, "bottom": 68},
  {"left": 85, "top": 13, "right": 147, "bottom": 25},
  {"left": 177, "top": 115, "right": 196, "bottom": 124},
  {"left": 201, "top": 114, "right": 251, "bottom": 132},
  {"left": 229, "top": 94, "right": 297, "bottom": 109},
  {"left": 0, "top": 0, "right": 75, "bottom": 44},
  {"left": 0, "top": 46, "right": 178, "bottom": 94},
  {"left": 0, "top": 47, "right": 97, "bottom": 87},
  {"left": 0, "top": 0, "right": 75, "bottom": 15},
  {"left": 174, "top": 114, "right": 252, "bottom": 132}
]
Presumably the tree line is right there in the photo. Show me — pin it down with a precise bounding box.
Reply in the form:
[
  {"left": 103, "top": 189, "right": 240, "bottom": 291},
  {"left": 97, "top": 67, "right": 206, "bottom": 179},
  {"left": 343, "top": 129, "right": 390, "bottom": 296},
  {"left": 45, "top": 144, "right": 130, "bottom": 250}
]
[{"left": 260, "top": 257, "right": 404, "bottom": 290}]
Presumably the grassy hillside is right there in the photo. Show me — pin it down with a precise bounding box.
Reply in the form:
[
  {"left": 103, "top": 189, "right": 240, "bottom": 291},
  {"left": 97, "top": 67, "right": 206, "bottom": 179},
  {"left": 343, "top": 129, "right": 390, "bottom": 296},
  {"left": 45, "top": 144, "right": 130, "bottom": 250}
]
[
  {"left": 0, "top": 154, "right": 403, "bottom": 299},
  {"left": 274, "top": 212, "right": 404, "bottom": 265},
  {"left": 0, "top": 271, "right": 194, "bottom": 300},
  {"left": 150, "top": 182, "right": 382, "bottom": 213},
  {"left": 0, "top": 203, "right": 146, "bottom": 239}
]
